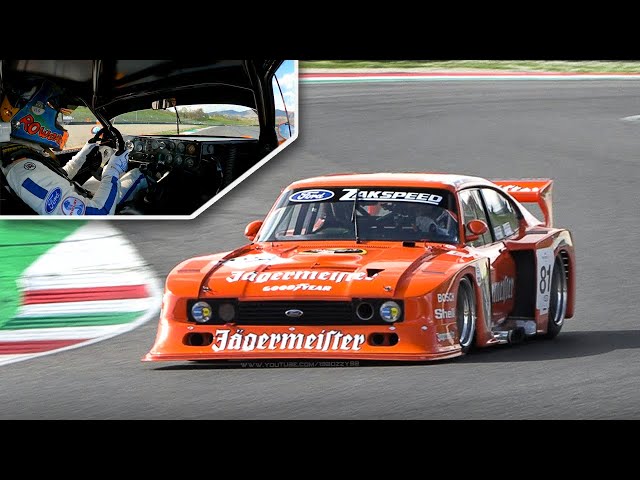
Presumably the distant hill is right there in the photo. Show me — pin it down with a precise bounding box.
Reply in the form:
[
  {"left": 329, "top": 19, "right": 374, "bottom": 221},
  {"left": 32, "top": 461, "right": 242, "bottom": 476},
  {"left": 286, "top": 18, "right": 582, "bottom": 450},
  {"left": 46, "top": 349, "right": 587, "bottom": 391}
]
[
  {"left": 215, "top": 109, "right": 294, "bottom": 118},
  {"left": 215, "top": 109, "right": 257, "bottom": 118}
]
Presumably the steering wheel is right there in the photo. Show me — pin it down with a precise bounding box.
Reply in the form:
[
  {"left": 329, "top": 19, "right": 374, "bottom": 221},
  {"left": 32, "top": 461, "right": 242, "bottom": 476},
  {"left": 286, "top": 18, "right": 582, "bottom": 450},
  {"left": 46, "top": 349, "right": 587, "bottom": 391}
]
[{"left": 79, "top": 126, "right": 125, "bottom": 181}]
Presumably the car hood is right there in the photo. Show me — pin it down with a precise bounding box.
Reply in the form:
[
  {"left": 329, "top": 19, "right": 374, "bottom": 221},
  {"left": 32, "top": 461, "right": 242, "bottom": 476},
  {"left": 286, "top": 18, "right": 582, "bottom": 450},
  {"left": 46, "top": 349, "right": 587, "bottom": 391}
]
[
  {"left": 169, "top": 242, "right": 473, "bottom": 299},
  {"left": 2, "top": 59, "right": 282, "bottom": 120}
]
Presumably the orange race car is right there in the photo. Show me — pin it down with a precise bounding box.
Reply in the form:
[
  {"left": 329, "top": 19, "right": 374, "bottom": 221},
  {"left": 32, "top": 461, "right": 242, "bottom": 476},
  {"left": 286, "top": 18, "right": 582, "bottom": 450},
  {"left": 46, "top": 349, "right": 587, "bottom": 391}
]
[{"left": 143, "top": 173, "right": 576, "bottom": 363}]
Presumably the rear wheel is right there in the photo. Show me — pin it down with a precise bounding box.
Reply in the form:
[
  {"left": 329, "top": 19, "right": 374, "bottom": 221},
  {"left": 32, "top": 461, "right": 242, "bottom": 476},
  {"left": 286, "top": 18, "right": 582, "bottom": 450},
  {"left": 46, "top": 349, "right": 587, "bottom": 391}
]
[
  {"left": 543, "top": 255, "right": 568, "bottom": 339},
  {"left": 456, "top": 277, "right": 477, "bottom": 353}
]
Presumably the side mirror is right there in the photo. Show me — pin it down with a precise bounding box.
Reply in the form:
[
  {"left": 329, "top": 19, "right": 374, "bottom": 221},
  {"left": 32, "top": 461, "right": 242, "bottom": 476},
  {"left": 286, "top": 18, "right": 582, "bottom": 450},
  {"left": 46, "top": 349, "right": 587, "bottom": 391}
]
[
  {"left": 465, "top": 219, "right": 488, "bottom": 242},
  {"left": 244, "top": 220, "right": 263, "bottom": 241}
]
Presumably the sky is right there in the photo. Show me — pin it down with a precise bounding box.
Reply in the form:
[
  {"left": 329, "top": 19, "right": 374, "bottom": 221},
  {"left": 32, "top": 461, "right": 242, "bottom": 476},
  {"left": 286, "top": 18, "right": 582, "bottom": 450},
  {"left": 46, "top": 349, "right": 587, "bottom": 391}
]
[
  {"left": 176, "top": 60, "right": 297, "bottom": 114},
  {"left": 273, "top": 60, "right": 296, "bottom": 112}
]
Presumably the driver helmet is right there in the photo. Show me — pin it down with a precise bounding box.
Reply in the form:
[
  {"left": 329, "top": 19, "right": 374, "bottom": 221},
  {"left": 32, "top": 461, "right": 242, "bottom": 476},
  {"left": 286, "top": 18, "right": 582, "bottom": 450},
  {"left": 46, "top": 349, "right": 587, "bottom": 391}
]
[
  {"left": 1, "top": 80, "right": 70, "bottom": 151},
  {"left": 415, "top": 203, "right": 440, "bottom": 233},
  {"left": 415, "top": 215, "right": 437, "bottom": 233}
]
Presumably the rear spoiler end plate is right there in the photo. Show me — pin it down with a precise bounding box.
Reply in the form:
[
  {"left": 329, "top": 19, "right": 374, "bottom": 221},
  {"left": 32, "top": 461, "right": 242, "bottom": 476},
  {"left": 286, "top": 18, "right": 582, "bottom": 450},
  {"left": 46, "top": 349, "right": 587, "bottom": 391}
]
[{"left": 492, "top": 179, "right": 553, "bottom": 227}]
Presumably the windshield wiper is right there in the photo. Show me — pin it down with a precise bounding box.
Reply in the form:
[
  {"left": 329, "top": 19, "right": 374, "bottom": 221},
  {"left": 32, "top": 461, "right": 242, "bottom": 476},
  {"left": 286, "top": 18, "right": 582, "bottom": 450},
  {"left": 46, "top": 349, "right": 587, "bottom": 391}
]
[{"left": 351, "top": 188, "right": 360, "bottom": 243}]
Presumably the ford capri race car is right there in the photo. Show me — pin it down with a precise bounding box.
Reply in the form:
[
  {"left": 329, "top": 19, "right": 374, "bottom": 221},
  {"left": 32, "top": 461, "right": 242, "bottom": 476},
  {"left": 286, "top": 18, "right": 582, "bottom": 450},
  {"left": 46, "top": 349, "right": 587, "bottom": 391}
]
[{"left": 143, "top": 173, "right": 576, "bottom": 363}]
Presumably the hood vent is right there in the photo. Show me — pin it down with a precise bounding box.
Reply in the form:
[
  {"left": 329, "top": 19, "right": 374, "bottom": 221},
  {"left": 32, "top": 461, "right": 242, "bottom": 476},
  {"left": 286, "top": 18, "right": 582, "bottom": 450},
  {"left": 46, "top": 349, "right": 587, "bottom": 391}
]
[{"left": 366, "top": 268, "right": 385, "bottom": 278}]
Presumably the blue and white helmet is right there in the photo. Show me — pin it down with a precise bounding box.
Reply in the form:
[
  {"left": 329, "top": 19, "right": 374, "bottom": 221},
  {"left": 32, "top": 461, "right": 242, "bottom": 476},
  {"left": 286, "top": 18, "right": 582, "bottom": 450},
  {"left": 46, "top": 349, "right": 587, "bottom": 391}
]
[{"left": 9, "top": 80, "right": 69, "bottom": 151}]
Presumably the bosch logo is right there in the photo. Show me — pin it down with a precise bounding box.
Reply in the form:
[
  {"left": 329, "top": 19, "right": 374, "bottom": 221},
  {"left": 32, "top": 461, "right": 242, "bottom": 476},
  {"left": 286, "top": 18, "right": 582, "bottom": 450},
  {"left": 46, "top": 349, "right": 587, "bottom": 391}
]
[
  {"left": 289, "top": 189, "right": 334, "bottom": 202},
  {"left": 285, "top": 309, "right": 304, "bottom": 318}
]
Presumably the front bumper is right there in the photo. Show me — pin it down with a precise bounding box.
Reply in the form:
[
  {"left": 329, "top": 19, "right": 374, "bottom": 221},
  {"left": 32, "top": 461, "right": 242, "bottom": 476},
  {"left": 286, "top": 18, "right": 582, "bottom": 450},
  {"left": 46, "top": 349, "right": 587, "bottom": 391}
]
[{"left": 142, "top": 318, "right": 462, "bottom": 362}]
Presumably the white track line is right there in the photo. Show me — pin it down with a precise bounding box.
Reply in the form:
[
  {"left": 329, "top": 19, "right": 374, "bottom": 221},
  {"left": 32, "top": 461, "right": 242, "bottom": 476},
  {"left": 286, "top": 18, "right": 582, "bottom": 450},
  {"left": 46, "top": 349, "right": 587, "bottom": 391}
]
[
  {"left": 301, "top": 74, "right": 640, "bottom": 83},
  {"left": 16, "top": 298, "right": 154, "bottom": 317},
  {"left": 20, "top": 222, "right": 155, "bottom": 291}
]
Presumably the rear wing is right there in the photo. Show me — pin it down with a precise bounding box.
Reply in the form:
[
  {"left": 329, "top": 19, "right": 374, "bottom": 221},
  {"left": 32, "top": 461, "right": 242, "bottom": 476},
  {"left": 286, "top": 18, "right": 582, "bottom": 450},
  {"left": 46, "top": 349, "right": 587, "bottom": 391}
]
[{"left": 492, "top": 179, "right": 553, "bottom": 227}]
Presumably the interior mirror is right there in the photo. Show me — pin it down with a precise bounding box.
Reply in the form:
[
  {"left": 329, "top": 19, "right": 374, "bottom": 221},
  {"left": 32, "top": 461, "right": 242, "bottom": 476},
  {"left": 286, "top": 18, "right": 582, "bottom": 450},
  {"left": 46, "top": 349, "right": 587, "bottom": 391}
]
[
  {"left": 151, "top": 98, "right": 177, "bottom": 110},
  {"left": 466, "top": 219, "right": 488, "bottom": 242},
  {"left": 244, "top": 220, "right": 263, "bottom": 241}
]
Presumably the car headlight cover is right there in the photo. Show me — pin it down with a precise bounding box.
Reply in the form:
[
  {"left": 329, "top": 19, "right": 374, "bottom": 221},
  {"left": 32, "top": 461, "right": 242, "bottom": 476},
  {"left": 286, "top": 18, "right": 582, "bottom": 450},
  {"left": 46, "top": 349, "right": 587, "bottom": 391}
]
[
  {"left": 218, "top": 302, "right": 236, "bottom": 323},
  {"left": 192, "top": 301, "right": 213, "bottom": 323},
  {"left": 380, "top": 301, "right": 402, "bottom": 323}
]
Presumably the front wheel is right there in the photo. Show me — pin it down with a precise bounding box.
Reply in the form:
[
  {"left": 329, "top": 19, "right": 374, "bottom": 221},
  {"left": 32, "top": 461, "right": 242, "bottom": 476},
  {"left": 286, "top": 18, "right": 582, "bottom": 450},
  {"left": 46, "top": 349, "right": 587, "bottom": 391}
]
[
  {"left": 543, "top": 255, "right": 568, "bottom": 339},
  {"left": 456, "top": 277, "right": 477, "bottom": 353}
]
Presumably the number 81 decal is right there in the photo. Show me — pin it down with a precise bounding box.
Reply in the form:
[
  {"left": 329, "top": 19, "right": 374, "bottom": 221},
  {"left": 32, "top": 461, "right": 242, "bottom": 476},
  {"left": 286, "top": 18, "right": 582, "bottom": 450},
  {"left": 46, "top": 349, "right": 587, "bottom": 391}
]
[{"left": 536, "top": 247, "right": 554, "bottom": 315}]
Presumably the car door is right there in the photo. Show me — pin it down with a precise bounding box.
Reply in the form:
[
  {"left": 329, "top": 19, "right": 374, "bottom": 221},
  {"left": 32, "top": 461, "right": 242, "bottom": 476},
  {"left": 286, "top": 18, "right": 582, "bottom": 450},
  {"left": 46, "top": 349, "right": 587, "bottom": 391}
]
[
  {"left": 459, "top": 188, "right": 517, "bottom": 326},
  {"left": 478, "top": 188, "right": 520, "bottom": 323}
]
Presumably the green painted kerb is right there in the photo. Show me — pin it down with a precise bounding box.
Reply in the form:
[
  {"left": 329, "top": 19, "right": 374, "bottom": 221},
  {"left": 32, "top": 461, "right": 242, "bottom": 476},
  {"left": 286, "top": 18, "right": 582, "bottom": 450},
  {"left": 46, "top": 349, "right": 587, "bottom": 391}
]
[{"left": 0, "top": 221, "right": 85, "bottom": 327}]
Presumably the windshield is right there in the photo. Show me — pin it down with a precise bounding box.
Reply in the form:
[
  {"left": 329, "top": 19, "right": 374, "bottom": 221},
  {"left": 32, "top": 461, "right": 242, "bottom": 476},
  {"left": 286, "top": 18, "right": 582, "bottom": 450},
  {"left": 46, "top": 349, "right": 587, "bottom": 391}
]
[
  {"left": 112, "top": 105, "right": 259, "bottom": 138},
  {"left": 257, "top": 187, "right": 460, "bottom": 244},
  {"left": 60, "top": 104, "right": 259, "bottom": 149}
]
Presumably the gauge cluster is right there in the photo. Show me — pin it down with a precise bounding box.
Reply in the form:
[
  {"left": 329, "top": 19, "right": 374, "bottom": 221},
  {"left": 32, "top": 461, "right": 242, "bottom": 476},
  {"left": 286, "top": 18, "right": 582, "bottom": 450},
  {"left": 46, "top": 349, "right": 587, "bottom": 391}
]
[
  {"left": 123, "top": 134, "right": 259, "bottom": 198},
  {"left": 128, "top": 137, "right": 205, "bottom": 172}
]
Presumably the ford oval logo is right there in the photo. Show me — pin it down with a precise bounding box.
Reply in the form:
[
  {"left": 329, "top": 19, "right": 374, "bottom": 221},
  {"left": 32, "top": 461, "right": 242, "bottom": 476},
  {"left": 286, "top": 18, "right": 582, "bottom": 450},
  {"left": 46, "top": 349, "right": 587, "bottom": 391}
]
[
  {"left": 285, "top": 309, "right": 304, "bottom": 318},
  {"left": 44, "top": 187, "right": 62, "bottom": 213},
  {"left": 289, "top": 189, "right": 334, "bottom": 202}
]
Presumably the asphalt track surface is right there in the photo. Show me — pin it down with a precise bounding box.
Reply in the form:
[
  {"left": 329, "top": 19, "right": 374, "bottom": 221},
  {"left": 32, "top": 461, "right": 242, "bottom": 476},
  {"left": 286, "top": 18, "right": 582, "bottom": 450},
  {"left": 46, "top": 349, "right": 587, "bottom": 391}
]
[
  {"left": 191, "top": 125, "right": 260, "bottom": 137},
  {"left": 3, "top": 80, "right": 640, "bottom": 419}
]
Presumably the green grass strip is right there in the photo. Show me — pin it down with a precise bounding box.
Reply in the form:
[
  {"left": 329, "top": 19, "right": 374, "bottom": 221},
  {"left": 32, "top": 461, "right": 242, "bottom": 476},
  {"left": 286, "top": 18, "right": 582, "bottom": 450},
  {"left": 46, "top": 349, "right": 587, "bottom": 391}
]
[
  {"left": 4, "top": 311, "right": 144, "bottom": 330},
  {"left": 0, "top": 221, "right": 85, "bottom": 327}
]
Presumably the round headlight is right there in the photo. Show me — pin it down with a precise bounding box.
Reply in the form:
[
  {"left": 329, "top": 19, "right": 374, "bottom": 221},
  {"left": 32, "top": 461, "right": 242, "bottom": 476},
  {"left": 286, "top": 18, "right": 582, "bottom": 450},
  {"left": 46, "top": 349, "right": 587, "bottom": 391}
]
[
  {"left": 218, "top": 303, "right": 236, "bottom": 323},
  {"left": 191, "top": 301, "right": 213, "bottom": 323},
  {"left": 355, "top": 301, "right": 374, "bottom": 321},
  {"left": 379, "top": 301, "right": 402, "bottom": 323}
]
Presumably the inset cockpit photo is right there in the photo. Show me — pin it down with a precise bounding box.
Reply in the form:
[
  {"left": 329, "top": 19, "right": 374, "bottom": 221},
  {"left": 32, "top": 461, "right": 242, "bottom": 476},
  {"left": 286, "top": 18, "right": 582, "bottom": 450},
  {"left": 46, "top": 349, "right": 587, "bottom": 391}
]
[{"left": 0, "top": 59, "right": 297, "bottom": 218}]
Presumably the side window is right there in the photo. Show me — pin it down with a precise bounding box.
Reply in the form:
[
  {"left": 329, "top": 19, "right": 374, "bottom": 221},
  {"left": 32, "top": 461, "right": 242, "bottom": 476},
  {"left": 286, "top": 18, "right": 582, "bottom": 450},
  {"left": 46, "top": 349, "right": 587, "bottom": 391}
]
[
  {"left": 459, "top": 189, "right": 492, "bottom": 247},
  {"left": 272, "top": 60, "right": 296, "bottom": 145},
  {"left": 480, "top": 188, "right": 519, "bottom": 241}
]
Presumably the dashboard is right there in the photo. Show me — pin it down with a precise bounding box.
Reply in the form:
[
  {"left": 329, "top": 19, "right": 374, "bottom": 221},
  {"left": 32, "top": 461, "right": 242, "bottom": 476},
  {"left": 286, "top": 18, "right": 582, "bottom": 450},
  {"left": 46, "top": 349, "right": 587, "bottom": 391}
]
[
  {"left": 126, "top": 135, "right": 257, "bottom": 176},
  {"left": 118, "top": 134, "right": 260, "bottom": 214}
]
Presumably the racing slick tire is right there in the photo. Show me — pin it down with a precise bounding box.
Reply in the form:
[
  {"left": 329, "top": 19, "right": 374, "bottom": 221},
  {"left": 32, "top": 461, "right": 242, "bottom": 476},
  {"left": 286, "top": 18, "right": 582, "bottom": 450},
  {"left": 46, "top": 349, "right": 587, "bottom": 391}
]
[
  {"left": 457, "top": 277, "right": 477, "bottom": 354},
  {"left": 543, "top": 255, "right": 568, "bottom": 339}
]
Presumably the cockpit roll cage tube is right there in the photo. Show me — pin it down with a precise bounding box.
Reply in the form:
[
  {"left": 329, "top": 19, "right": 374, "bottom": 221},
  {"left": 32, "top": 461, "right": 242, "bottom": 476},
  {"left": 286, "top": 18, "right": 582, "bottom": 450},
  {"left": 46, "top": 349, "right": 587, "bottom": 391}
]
[{"left": 246, "top": 60, "right": 279, "bottom": 155}]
